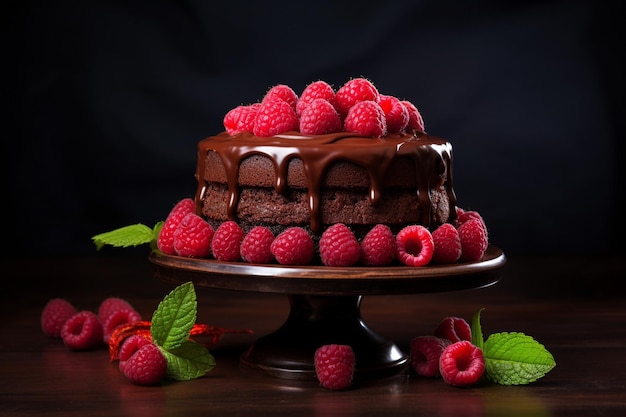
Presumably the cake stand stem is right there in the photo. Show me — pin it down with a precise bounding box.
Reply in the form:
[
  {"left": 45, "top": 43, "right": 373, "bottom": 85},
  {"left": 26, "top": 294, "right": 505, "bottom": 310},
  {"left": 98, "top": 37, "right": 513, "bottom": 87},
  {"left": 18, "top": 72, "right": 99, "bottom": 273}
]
[{"left": 240, "top": 294, "right": 408, "bottom": 381}]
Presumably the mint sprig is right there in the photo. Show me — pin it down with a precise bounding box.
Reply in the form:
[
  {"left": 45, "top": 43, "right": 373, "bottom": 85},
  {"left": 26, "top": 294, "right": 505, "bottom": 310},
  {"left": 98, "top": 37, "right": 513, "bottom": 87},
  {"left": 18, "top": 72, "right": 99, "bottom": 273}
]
[
  {"left": 91, "top": 222, "right": 163, "bottom": 250},
  {"left": 151, "top": 282, "right": 215, "bottom": 381},
  {"left": 472, "top": 309, "right": 556, "bottom": 385}
]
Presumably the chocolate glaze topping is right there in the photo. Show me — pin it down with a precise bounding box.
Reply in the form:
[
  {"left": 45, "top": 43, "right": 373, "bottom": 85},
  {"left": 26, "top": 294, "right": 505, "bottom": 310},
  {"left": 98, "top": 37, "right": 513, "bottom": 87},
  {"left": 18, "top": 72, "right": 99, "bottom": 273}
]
[{"left": 195, "top": 130, "right": 457, "bottom": 233}]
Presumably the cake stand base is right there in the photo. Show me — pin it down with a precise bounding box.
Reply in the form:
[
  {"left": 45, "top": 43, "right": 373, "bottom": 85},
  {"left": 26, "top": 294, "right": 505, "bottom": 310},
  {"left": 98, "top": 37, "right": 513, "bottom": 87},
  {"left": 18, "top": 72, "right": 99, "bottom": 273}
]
[{"left": 239, "top": 294, "right": 407, "bottom": 380}]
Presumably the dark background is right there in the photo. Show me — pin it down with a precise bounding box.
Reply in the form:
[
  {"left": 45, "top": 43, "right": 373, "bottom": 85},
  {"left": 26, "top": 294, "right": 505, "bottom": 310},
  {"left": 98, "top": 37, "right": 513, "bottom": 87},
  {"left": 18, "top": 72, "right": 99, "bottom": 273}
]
[{"left": 5, "top": 1, "right": 624, "bottom": 257}]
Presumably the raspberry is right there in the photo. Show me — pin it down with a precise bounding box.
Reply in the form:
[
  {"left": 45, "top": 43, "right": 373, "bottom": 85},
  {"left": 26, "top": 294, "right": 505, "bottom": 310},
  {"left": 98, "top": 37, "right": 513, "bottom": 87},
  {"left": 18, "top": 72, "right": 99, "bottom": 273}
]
[
  {"left": 343, "top": 100, "right": 387, "bottom": 138},
  {"left": 173, "top": 212, "right": 214, "bottom": 258},
  {"left": 211, "top": 221, "right": 244, "bottom": 262},
  {"left": 60, "top": 311, "right": 104, "bottom": 351},
  {"left": 319, "top": 223, "right": 361, "bottom": 267},
  {"left": 103, "top": 308, "right": 143, "bottom": 344},
  {"left": 296, "top": 80, "right": 337, "bottom": 116},
  {"left": 378, "top": 95, "right": 409, "bottom": 134},
  {"left": 157, "top": 198, "right": 195, "bottom": 255},
  {"left": 395, "top": 225, "right": 434, "bottom": 267},
  {"left": 262, "top": 84, "right": 298, "bottom": 110},
  {"left": 434, "top": 316, "right": 472, "bottom": 343},
  {"left": 118, "top": 335, "right": 167, "bottom": 386},
  {"left": 98, "top": 297, "right": 135, "bottom": 323},
  {"left": 240, "top": 226, "right": 275, "bottom": 264},
  {"left": 314, "top": 344, "right": 355, "bottom": 390},
  {"left": 410, "top": 335, "right": 451, "bottom": 377},
  {"left": 431, "top": 223, "right": 462, "bottom": 264},
  {"left": 439, "top": 341, "right": 485, "bottom": 387},
  {"left": 458, "top": 219, "right": 489, "bottom": 262},
  {"left": 223, "top": 103, "right": 260, "bottom": 135},
  {"left": 41, "top": 298, "right": 78, "bottom": 338},
  {"left": 400, "top": 100, "right": 425, "bottom": 132},
  {"left": 299, "top": 98, "right": 342, "bottom": 135},
  {"left": 360, "top": 224, "right": 396, "bottom": 266},
  {"left": 253, "top": 97, "right": 299, "bottom": 137},
  {"left": 270, "top": 227, "right": 314, "bottom": 265},
  {"left": 335, "top": 77, "right": 380, "bottom": 116},
  {"left": 456, "top": 209, "right": 488, "bottom": 237}
]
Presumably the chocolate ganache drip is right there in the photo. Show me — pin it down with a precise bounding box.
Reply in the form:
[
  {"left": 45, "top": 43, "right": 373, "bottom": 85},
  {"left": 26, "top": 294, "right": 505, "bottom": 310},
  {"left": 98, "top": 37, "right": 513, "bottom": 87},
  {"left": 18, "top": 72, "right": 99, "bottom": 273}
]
[{"left": 195, "top": 130, "right": 456, "bottom": 233}]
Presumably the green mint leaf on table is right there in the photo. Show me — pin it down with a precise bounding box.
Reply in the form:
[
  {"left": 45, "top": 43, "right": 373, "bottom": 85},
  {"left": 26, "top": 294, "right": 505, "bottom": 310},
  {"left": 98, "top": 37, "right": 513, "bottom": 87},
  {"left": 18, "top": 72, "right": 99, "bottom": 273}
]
[
  {"left": 151, "top": 281, "right": 197, "bottom": 350},
  {"left": 471, "top": 308, "right": 485, "bottom": 350},
  {"left": 483, "top": 332, "right": 556, "bottom": 385},
  {"left": 91, "top": 222, "right": 163, "bottom": 250},
  {"left": 161, "top": 341, "right": 216, "bottom": 380}
]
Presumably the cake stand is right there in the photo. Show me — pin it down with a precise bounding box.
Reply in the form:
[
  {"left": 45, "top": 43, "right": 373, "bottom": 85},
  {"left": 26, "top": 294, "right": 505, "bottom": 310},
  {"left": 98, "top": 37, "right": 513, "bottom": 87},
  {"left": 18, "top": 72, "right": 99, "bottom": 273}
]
[{"left": 149, "top": 245, "right": 505, "bottom": 381}]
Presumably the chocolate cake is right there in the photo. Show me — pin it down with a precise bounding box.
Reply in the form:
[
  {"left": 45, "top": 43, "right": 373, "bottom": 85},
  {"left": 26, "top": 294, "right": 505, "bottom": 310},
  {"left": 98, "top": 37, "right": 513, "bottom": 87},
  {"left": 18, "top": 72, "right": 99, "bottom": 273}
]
[{"left": 194, "top": 129, "right": 456, "bottom": 240}]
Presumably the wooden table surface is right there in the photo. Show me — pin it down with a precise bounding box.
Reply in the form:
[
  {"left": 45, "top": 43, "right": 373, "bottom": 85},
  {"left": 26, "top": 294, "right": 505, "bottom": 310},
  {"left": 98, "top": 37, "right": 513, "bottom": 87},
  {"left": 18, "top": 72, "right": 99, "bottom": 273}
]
[{"left": 1, "top": 252, "right": 625, "bottom": 416}]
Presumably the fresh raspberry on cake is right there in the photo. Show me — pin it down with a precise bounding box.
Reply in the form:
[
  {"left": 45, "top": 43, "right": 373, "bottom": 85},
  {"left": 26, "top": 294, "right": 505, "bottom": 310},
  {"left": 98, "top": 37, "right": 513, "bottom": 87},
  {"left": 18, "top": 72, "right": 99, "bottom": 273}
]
[
  {"left": 262, "top": 84, "right": 298, "bottom": 110},
  {"left": 211, "top": 221, "right": 244, "bottom": 262},
  {"left": 319, "top": 223, "right": 361, "bottom": 267},
  {"left": 41, "top": 298, "right": 78, "bottom": 338},
  {"left": 343, "top": 100, "right": 387, "bottom": 138},
  {"left": 434, "top": 316, "right": 472, "bottom": 343},
  {"left": 173, "top": 213, "right": 214, "bottom": 258},
  {"left": 223, "top": 103, "right": 260, "bottom": 135},
  {"left": 410, "top": 335, "right": 451, "bottom": 377},
  {"left": 314, "top": 344, "right": 355, "bottom": 390},
  {"left": 299, "top": 98, "right": 342, "bottom": 135},
  {"left": 360, "top": 224, "right": 396, "bottom": 266},
  {"left": 60, "top": 310, "right": 104, "bottom": 351},
  {"left": 296, "top": 80, "right": 337, "bottom": 116},
  {"left": 270, "top": 227, "right": 314, "bottom": 265},
  {"left": 157, "top": 198, "right": 195, "bottom": 255},
  {"left": 253, "top": 97, "right": 299, "bottom": 137},
  {"left": 396, "top": 225, "right": 434, "bottom": 267},
  {"left": 378, "top": 95, "right": 409, "bottom": 134},
  {"left": 439, "top": 340, "right": 485, "bottom": 387},
  {"left": 401, "top": 100, "right": 425, "bottom": 132},
  {"left": 431, "top": 223, "right": 462, "bottom": 264},
  {"left": 118, "top": 335, "right": 167, "bottom": 386},
  {"left": 240, "top": 226, "right": 275, "bottom": 264},
  {"left": 458, "top": 218, "right": 488, "bottom": 262},
  {"left": 335, "top": 77, "right": 380, "bottom": 116},
  {"left": 455, "top": 209, "right": 488, "bottom": 237}
]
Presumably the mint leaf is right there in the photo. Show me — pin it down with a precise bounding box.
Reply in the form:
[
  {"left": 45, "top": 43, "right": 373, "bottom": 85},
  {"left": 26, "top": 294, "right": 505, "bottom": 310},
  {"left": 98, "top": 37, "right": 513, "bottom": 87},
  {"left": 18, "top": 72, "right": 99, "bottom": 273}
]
[
  {"left": 483, "top": 332, "right": 556, "bottom": 385},
  {"left": 471, "top": 308, "right": 485, "bottom": 350},
  {"left": 151, "top": 282, "right": 197, "bottom": 350},
  {"left": 150, "top": 221, "right": 164, "bottom": 250},
  {"left": 161, "top": 340, "right": 216, "bottom": 381},
  {"left": 91, "top": 223, "right": 156, "bottom": 250}
]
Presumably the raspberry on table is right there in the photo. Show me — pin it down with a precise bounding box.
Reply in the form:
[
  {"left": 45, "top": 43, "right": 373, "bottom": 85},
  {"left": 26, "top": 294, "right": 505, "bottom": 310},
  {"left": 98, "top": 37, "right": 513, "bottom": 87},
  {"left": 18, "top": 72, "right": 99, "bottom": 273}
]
[
  {"left": 431, "top": 223, "right": 462, "bottom": 264},
  {"left": 262, "top": 84, "right": 299, "bottom": 110},
  {"left": 97, "top": 297, "right": 135, "bottom": 323},
  {"left": 378, "top": 95, "right": 409, "bottom": 134},
  {"left": 458, "top": 218, "right": 489, "bottom": 262},
  {"left": 223, "top": 103, "right": 260, "bottom": 135},
  {"left": 240, "top": 225, "right": 275, "bottom": 264},
  {"left": 434, "top": 316, "right": 472, "bottom": 343},
  {"left": 173, "top": 212, "right": 214, "bottom": 258},
  {"left": 41, "top": 298, "right": 78, "bottom": 338},
  {"left": 400, "top": 100, "right": 425, "bottom": 132},
  {"left": 118, "top": 335, "right": 167, "bottom": 386},
  {"left": 410, "top": 335, "right": 451, "bottom": 377},
  {"left": 253, "top": 97, "right": 299, "bottom": 137},
  {"left": 296, "top": 80, "right": 337, "bottom": 116},
  {"left": 157, "top": 198, "right": 196, "bottom": 255},
  {"left": 335, "top": 77, "right": 380, "bottom": 116},
  {"left": 395, "top": 225, "right": 434, "bottom": 267},
  {"left": 343, "top": 100, "right": 387, "bottom": 138},
  {"left": 102, "top": 308, "right": 143, "bottom": 344},
  {"left": 360, "top": 224, "right": 396, "bottom": 266},
  {"left": 314, "top": 344, "right": 355, "bottom": 390},
  {"left": 439, "top": 341, "right": 485, "bottom": 387},
  {"left": 319, "top": 223, "right": 361, "bottom": 267},
  {"left": 211, "top": 221, "right": 245, "bottom": 262},
  {"left": 270, "top": 227, "right": 314, "bottom": 265},
  {"left": 299, "top": 98, "right": 342, "bottom": 135},
  {"left": 60, "top": 310, "right": 104, "bottom": 351}
]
